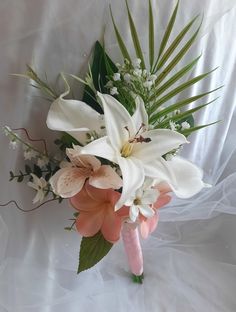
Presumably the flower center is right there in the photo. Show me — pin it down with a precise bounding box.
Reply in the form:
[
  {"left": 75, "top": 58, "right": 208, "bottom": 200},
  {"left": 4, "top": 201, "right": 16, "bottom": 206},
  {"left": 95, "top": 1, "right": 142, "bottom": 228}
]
[
  {"left": 133, "top": 197, "right": 141, "bottom": 205},
  {"left": 120, "top": 142, "right": 134, "bottom": 158}
]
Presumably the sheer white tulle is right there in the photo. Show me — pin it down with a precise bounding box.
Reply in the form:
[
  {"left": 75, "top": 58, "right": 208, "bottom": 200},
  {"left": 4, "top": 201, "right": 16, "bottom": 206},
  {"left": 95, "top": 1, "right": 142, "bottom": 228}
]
[{"left": 0, "top": 0, "right": 236, "bottom": 311}]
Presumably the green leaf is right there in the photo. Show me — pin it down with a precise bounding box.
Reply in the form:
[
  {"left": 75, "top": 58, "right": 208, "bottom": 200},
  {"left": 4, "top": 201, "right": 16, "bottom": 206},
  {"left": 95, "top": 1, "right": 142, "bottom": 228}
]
[
  {"left": 151, "top": 55, "right": 201, "bottom": 98},
  {"left": 25, "top": 164, "right": 31, "bottom": 174},
  {"left": 156, "top": 98, "right": 218, "bottom": 128},
  {"left": 180, "top": 121, "right": 220, "bottom": 136},
  {"left": 155, "top": 15, "right": 199, "bottom": 70},
  {"left": 125, "top": 0, "right": 145, "bottom": 69},
  {"left": 82, "top": 41, "right": 117, "bottom": 114},
  {"left": 156, "top": 18, "right": 202, "bottom": 85},
  {"left": 149, "top": 0, "right": 155, "bottom": 69},
  {"left": 150, "top": 87, "right": 222, "bottom": 123},
  {"left": 17, "top": 175, "right": 24, "bottom": 182},
  {"left": 110, "top": 6, "right": 132, "bottom": 64},
  {"left": 149, "top": 68, "right": 218, "bottom": 113},
  {"left": 78, "top": 231, "right": 113, "bottom": 274},
  {"left": 33, "top": 164, "right": 42, "bottom": 178},
  {"left": 61, "top": 132, "right": 80, "bottom": 148},
  {"left": 155, "top": 0, "right": 179, "bottom": 65}
]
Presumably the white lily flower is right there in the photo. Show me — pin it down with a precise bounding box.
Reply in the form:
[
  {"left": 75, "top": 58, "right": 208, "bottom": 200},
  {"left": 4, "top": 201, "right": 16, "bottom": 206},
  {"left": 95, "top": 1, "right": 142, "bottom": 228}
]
[
  {"left": 46, "top": 89, "right": 104, "bottom": 145},
  {"left": 126, "top": 179, "right": 159, "bottom": 222},
  {"left": 27, "top": 173, "right": 47, "bottom": 204},
  {"left": 79, "top": 93, "right": 188, "bottom": 210}
]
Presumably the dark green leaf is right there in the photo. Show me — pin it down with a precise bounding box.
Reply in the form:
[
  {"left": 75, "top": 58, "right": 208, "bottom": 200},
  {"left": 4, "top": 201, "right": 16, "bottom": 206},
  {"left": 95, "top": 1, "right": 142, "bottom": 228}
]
[
  {"left": 156, "top": 18, "right": 202, "bottom": 86},
  {"left": 25, "top": 165, "right": 31, "bottom": 174},
  {"left": 17, "top": 176, "right": 24, "bottom": 182},
  {"left": 78, "top": 231, "right": 113, "bottom": 274},
  {"left": 156, "top": 98, "right": 217, "bottom": 128},
  {"left": 156, "top": 15, "right": 199, "bottom": 70},
  {"left": 61, "top": 133, "right": 80, "bottom": 148},
  {"left": 110, "top": 6, "right": 132, "bottom": 64},
  {"left": 155, "top": 0, "right": 179, "bottom": 64},
  {"left": 150, "top": 68, "right": 218, "bottom": 113},
  {"left": 125, "top": 0, "right": 145, "bottom": 68},
  {"left": 33, "top": 164, "right": 42, "bottom": 178},
  {"left": 150, "top": 87, "right": 222, "bottom": 123},
  {"left": 180, "top": 121, "right": 220, "bottom": 136},
  {"left": 151, "top": 55, "right": 201, "bottom": 98}
]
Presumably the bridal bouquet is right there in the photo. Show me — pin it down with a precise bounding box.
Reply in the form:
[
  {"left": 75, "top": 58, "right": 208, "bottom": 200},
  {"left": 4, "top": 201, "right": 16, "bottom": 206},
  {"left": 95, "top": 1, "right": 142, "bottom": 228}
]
[{"left": 4, "top": 0, "right": 220, "bottom": 283}]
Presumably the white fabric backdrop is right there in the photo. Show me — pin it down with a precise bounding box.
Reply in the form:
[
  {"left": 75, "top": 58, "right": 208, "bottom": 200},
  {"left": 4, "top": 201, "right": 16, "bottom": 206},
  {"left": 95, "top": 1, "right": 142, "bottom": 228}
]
[{"left": 0, "top": 0, "right": 236, "bottom": 311}]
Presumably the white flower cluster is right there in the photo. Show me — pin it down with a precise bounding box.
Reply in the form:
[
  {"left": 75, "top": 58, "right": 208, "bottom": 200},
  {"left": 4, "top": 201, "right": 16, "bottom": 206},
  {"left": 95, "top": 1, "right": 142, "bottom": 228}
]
[
  {"left": 4, "top": 126, "right": 49, "bottom": 168},
  {"left": 106, "top": 58, "right": 157, "bottom": 97}
]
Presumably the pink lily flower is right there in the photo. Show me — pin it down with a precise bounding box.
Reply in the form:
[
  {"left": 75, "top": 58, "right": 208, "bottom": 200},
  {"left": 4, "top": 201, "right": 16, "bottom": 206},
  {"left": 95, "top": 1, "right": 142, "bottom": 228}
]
[
  {"left": 50, "top": 146, "right": 122, "bottom": 198},
  {"left": 70, "top": 183, "right": 129, "bottom": 243}
]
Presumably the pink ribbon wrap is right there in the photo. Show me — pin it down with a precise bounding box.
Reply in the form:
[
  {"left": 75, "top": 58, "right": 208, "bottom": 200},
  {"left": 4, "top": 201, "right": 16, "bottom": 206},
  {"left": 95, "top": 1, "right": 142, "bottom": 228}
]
[{"left": 121, "top": 223, "right": 143, "bottom": 276}]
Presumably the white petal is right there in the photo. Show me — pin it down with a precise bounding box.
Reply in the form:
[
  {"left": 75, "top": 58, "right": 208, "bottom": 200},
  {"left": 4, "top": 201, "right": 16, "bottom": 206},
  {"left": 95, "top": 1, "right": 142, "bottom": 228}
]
[
  {"left": 132, "top": 129, "right": 188, "bottom": 160},
  {"left": 141, "top": 189, "right": 158, "bottom": 205},
  {"left": 97, "top": 92, "right": 136, "bottom": 151},
  {"left": 115, "top": 156, "right": 145, "bottom": 210},
  {"left": 143, "top": 156, "right": 177, "bottom": 187},
  {"left": 139, "top": 205, "right": 155, "bottom": 219},
  {"left": 129, "top": 205, "right": 139, "bottom": 222},
  {"left": 46, "top": 95, "right": 103, "bottom": 143},
  {"left": 49, "top": 167, "right": 86, "bottom": 198},
  {"left": 89, "top": 165, "right": 123, "bottom": 189},
  {"left": 165, "top": 156, "right": 205, "bottom": 198},
  {"left": 80, "top": 136, "right": 117, "bottom": 163},
  {"left": 132, "top": 96, "right": 148, "bottom": 129}
]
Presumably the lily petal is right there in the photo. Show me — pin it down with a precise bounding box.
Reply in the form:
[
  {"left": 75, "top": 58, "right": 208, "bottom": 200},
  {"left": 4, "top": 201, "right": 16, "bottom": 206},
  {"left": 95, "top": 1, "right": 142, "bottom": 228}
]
[
  {"left": 132, "top": 129, "right": 188, "bottom": 160},
  {"left": 165, "top": 156, "right": 205, "bottom": 198},
  {"left": 46, "top": 94, "right": 103, "bottom": 143},
  {"left": 76, "top": 211, "right": 104, "bottom": 237},
  {"left": 116, "top": 156, "right": 144, "bottom": 210},
  {"left": 101, "top": 209, "right": 123, "bottom": 243},
  {"left": 132, "top": 96, "right": 148, "bottom": 129},
  {"left": 50, "top": 167, "right": 87, "bottom": 198},
  {"left": 97, "top": 92, "right": 135, "bottom": 151},
  {"left": 80, "top": 136, "right": 117, "bottom": 163},
  {"left": 89, "top": 165, "right": 123, "bottom": 189}
]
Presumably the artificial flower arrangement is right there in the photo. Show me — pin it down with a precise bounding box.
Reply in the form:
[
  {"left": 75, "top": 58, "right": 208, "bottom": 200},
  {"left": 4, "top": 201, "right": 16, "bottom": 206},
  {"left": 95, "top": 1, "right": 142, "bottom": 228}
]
[{"left": 4, "top": 0, "right": 220, "bottom": 283}]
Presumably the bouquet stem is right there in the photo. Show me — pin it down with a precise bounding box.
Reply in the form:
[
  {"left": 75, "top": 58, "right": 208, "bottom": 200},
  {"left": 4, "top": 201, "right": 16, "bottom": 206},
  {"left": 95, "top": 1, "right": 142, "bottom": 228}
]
[{"left": 121, "top": 223, "right": 144, "bottom": 283}]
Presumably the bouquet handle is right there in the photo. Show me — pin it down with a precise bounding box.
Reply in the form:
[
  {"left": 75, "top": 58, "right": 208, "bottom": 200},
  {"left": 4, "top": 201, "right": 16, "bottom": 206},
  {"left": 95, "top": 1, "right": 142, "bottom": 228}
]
[{"left": 121, "top": 223, "right": 144, "bottom": 283}]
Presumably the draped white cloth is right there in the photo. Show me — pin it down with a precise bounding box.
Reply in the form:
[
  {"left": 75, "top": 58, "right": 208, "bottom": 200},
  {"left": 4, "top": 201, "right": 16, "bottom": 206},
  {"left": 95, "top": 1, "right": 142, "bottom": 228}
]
[{"left": 0, "top": 0, "right": 236, "bottom": 311}]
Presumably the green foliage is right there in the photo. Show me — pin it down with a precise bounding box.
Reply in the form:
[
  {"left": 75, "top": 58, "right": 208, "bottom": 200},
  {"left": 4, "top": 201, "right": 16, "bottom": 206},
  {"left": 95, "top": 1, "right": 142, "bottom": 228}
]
[
  {"left": 78, "top": 231, "right": 113, "bottom": 274},
  {"left": 109, "top": 0, "right": 221, "bottom": 135},
  {"left": 81, "top": 41, "right": 117, "bottom": 114}
]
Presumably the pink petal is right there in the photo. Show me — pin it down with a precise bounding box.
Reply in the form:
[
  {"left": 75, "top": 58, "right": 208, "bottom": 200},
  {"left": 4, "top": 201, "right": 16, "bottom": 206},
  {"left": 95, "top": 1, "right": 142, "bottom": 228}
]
[
  {"left": 140, "top": 213, "right": 159, "bottom": 239},
  {"left": 70, "top": 186, "right": 102, "bottom": 212},
  {"left": 50, "top": 167, "right": 87, "bottom": 198},
  {"left": 89, "top": 165, "right": 122, "bottom": 190},
  {"left": 76, "top": 211, "right": 104, "bottom": 237},
  {"left": 153, "top": 194, "right": 172, "bottom": 209},
  {"left": 155, "top": 181, "right": 172, "bottom": 194},
  {"left": 101, "top": 209, "right": 123, "bottom": 243}
]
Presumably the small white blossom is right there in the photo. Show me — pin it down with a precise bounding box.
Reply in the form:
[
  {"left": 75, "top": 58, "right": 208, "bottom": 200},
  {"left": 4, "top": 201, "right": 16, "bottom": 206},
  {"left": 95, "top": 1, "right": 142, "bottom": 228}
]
[
  {"left": 124, "top": 73, "right": 131, "bottom": 82},
  {"left": 110, "top": 87, "right": 119, "bottom": 95},
  {"left": 181, "top": 121, "right": 190, "bottom": 130},
  {"left": 9, "top": 140, "right": 18, "bottom": 149},
  {"left": 143, "top": 80, "right": 153, "bottom": 90},
  {"left": 37, "top": 157, "right": 49, "bottom": 168},
  {"left": 142, "top": 69, "right": 147, "bottom": 77},
  {"left": 149, "top": 74, "right": 157, "bottom": 82},
  {"left": 24, "top": 149, "right": 38, "bottom": 160},
  {"left": 126, "top": 179, "right": 159, "bottom": 222},
  {"left": 133, "top": 69, "right": 142, "bottom": 77},
  {"left": 27, "top": 173, "right": 47, "bottom": 204},
  {"left": 169, "top": 121, "right": 177, "bottom": 131},
  {"left": 106, "top": 81, "right": 113, "bottom": 88},
  {"left": 113, "top": 73, "right": 121, "bottom": 81},
  {"left": 132, "top": 58, "right": 141, "bottom": 68}
]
